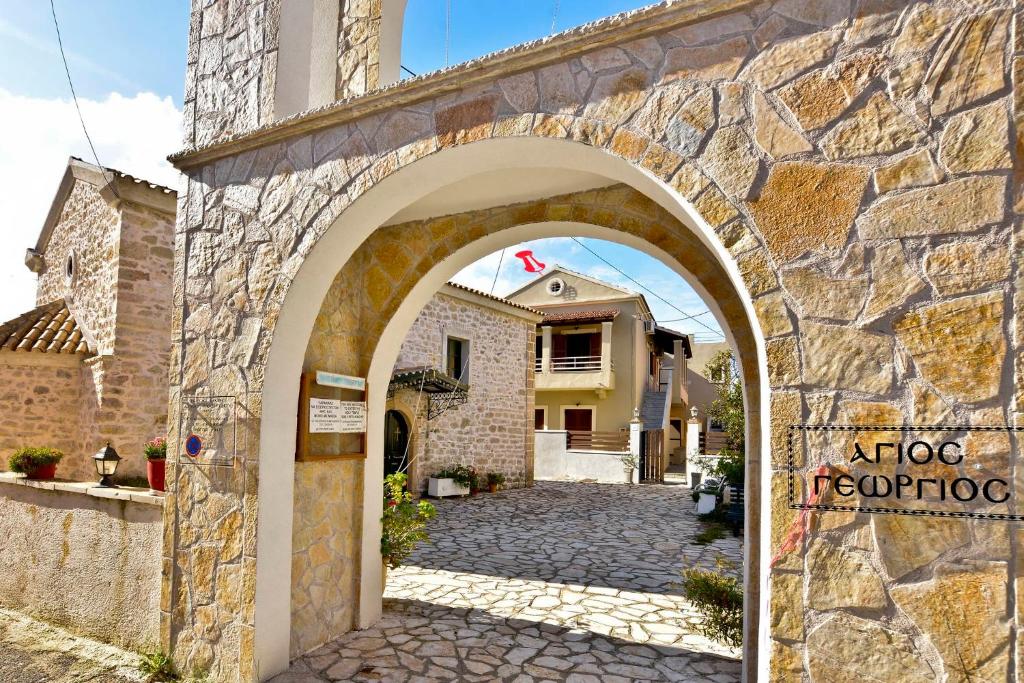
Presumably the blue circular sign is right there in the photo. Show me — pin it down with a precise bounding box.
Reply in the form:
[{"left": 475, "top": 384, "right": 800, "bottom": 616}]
[{"left": 185, "top": 434, "right": 203, "bottom": 458}]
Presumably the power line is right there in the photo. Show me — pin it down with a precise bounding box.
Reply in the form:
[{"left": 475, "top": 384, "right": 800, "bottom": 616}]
[
  {"left": 49, "top": 0, "right": 119, "bottom": 200},
  {"left": 400, "top": 65, "right": 417, "bottom": 77},
  {"left": 489, "top": 248, "right": 507, "bottom": 295},
  {"left": 551, "top": 0, "right": 561, "bottom": 33},
  {"left": 568, "top": 237, "right": 724, "bottom": 338}
]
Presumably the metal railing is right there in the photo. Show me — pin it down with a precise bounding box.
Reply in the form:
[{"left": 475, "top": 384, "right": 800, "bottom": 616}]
[
  {"left": 535, "top": 355, "right": 603, "bottom": 372},
  {"left": 567, "top": 430, "right": 630, "bottom": 452}
]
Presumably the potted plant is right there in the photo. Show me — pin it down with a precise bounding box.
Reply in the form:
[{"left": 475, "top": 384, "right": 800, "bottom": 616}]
[
  {"left": 428, "top": 464, "right": 472, "bottom": 498},
  {"left": 381, "top": 472, "right": 436, "bottom": 587},
  {"left": 620, "top": 452, "right": 639, "bottom": 484},
  {"left": 468, "top": 466, "right": 480, "bottom": 496},
  {"left": 145, "top": 437, "right": 167, "bottom": 491},
  {"left": 8, "top": 447, "right": 64, "bottom": 480},
  {"left": 486, "top": 472, "right": 505, "bottom": 493}
]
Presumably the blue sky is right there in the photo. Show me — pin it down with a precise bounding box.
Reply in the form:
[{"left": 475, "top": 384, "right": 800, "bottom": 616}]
[{"left": 0, "top": 0, "right": 722, "bottom": 340}]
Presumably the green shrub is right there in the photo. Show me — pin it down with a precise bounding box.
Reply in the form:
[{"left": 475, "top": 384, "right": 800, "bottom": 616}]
[
  {"left": 381, "top": 472, "right": 436, "bottom": 569},
  {"left": 138, "top": 648, "right": 178, "bottom": 682},
  {"left": 144, "top": 437, "right": 167, "bottom": 460},
  {"left": 681, "top": 558, "right": 743, "bottom": 647},
  {"left": 694, "top": 523, "right": 727, "bottom": 545},
  {"left": 486, "top": 472, "right": 506, "bottom": 487},
  {"left": 8, "top": 447, "right": 64, "bottom": 474},
  {"left": 434, "top": 464, "right": 474, "bottom": 488}
]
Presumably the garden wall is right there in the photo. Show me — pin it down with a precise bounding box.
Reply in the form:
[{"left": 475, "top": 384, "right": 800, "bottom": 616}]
[
  {"left": 534, "top": 430, "right": 633, "bottom": 484},
  {"left": 0, "top": 475, "right": 163, "bottom": 651}
]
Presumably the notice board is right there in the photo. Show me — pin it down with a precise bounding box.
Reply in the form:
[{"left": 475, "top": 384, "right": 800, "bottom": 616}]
[{"left": 296, "top": 371, "right": 367, "bottom": 462}]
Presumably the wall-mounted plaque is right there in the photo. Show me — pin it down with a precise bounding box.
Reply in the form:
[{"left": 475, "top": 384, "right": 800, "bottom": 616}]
[{"left": 296, "top": 372, "right": 367, "bottom": 462}]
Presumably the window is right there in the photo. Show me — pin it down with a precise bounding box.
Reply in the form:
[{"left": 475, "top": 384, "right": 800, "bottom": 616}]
[
  {"left": 446, "top": 336, "right": 468, "bottom": 381},
  {"left": 534, "top": 408, "right": 547, "bottom": 430},
  {"left": 64, "top": 251, "right": 76, "bottom": 284},
  {"left": 546, "top": 278, "right": 565, "bottom": 296}
]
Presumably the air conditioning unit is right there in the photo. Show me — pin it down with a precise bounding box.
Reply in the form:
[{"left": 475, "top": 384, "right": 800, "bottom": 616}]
[{"left": 643, "top": 319, "right": 656, "bottom": 334}]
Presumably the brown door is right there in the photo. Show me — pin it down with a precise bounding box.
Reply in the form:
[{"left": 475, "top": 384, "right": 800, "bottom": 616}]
[
  {"left": 564, "top": 408, "right": 593, "bottom": 432},
  {"left": 534, "top": 409, "right": 546, "bottom": 430}
]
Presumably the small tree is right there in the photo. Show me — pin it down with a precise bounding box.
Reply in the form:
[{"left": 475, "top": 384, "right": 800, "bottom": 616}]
[
  {"left": 381, "top": 472, "right": 436, "bottom": 569},
  {"left": 703, "top": 350, "right": 745, "bottom": 484}
]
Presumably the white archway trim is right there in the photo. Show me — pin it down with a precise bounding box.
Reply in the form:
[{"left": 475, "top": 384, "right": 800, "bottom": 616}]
[{"left": 255, "top": 136, "right": 770, "bottom": 681}]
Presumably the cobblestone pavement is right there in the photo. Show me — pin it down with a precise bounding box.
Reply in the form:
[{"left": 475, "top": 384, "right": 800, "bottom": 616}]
[
  {"left": 0, "top": 608, "right": 141, "bottom": 683},
  {"left": 277, "top": 482, "right": 743, "bottom": 682}
]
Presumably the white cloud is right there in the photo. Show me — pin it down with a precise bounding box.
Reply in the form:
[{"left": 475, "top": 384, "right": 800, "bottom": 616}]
[{"left": 0, "top": 89, "right": 182, "bottom": 321}]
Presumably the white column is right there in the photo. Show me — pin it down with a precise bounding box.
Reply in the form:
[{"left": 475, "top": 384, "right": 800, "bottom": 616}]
[
  {"left": 628, "top": 413, "right": 642, "bottom": 484},
  {"left": 541, "top": 326, "right": 552, "bottom": 373},
  {"left": 672, "top": 339, "right": 684, "bottom": 404},
  {"left": 686, "top": 413, "right": 702, "bottom": 487},
  {"left": 600, "top": 321, "right": 613, "bottom": 373}
]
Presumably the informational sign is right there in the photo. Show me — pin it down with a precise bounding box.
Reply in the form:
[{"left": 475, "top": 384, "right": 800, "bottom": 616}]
[
  {"left": 316, "top": 371, "right": 366, "bottom": 391},
  {"left": 309, "top": 398, "right": 367, "bottom": 433},
  {"left": 336, "top": 401, "right": 367, "bottom": 433},
  {"left": 309, "top": 398, "right": 342, "bottom": 433},
  {"left": 788, "top": 425, "right": 1024, "bottom": 521},
  {"left": 181, "top": 395, "right": 239, "bottom": 467}
]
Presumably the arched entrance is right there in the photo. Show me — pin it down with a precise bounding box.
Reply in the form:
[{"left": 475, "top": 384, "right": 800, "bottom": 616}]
[
  {"left": 383, "top": 409, "right": 409, "bottom": 476},
  {"left": 252, "top": 136, "right": 768, "bottom": 680}
]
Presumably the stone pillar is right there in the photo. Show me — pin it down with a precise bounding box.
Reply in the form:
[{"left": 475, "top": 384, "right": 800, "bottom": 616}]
[{"left": 540, "top": 326, "right": 552, "bottom": 373}]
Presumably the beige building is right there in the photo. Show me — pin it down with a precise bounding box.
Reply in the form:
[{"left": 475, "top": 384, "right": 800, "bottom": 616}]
[
  {"left": 385, "top": 282, "right": 542, "bottom": 493},
  {"left": 507, "top": 267, "right": 692, "bottom": 459},
  {"left": 0, "top": 158, "right": 176, "bottom": 480}
]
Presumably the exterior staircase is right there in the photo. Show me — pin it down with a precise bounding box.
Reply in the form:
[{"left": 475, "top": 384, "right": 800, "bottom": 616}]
[{"left": 639, "top": 390, "right": 668, "bottom": 430}]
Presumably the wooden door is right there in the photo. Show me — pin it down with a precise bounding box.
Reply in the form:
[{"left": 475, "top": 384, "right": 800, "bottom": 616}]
[{"left": 564, "top": 408, "right": 593, "bottom": 432}]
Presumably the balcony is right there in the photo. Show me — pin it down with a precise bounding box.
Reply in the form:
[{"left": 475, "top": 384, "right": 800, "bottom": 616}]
[
  {"left": 535, "top": 355, "right": 604, "bottom": 372},
  {"left": 535, "top": 354, "right": 614, "bottom": 393}
]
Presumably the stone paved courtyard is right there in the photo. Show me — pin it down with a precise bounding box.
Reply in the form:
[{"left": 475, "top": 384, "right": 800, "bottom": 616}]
[{"left": 276, "top": 481, "right": 743, "bottom": 682}]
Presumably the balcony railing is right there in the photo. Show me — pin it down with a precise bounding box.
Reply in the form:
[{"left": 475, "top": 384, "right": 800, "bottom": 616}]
[
  {"left": 567, "top": 430, "right": 630, "bottom": 452},
  {"left": 536, "top": 355, "right": 603, "bottom": 372}
]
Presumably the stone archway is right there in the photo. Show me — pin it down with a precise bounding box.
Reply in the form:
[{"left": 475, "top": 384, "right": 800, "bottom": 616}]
[
  {"left": 167, "top": 3, "right": 1021, "bottom": 681},
  {"left": 249, "top": 136, "right": 768, "bottom": 680}
]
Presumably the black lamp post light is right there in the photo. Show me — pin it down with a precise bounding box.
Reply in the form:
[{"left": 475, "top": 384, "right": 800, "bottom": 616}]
[{"left": 93, "top": 443, "right": 121, "bottom": 487}]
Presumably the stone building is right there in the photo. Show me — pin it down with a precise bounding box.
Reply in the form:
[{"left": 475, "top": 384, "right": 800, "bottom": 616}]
[
  {"left": 0, "top": 158, "right": 176, "bottom": 480},
  {"left": 141, "top": 1, "right": 1024, "bottom": 681},
  {"left": 385, "top": 282, "right": 542, "bottom": 494}
]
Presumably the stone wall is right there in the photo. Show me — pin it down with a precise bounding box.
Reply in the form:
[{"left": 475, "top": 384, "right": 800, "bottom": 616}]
[
  {"left": 36, "top": 179, "right": 120, "bottom": 354},
  {"left": 290, "top": 459, "right": 363, "bottom": 658},
  {"left": 0, "top": 355, "right": 91, "bottom": 481},
  {"left": 165, "top": 1, "right": 1024, "bottom": 680},
  {"left": 390, "top": 290, "right": 536, "bottom": 493},
  {"left": 96, "top": 202, "right": 176, "bottom": 474},
  {"left": 0, "top": 479, "right": 163, "bottom": 651}
]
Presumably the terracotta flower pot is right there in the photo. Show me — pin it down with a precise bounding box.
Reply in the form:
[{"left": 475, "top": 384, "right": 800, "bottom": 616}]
[
  {"left": 27, "top": 463, "right": 57, "bottom": 480},
  {"left": 147, "top": 458, "right": 166, "bottom": 491},
  {"left": 488, "top": 483, "right": 499, "bottom": 493}
]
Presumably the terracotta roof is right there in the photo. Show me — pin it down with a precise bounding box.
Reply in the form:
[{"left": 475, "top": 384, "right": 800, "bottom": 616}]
[
  {"left": 444, "top": 281, "right": 544, "bottom": 315},
  {"left": 540, "top": 309, "right": 620, "bottom": 324},
  {"left": 0, "top": 299, "right": 91, "bottom": 355}
]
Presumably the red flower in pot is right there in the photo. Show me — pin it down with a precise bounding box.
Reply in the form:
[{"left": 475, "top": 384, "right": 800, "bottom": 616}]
[{"left": 144, "top": 437, "right": 167, "bottom": 491}]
